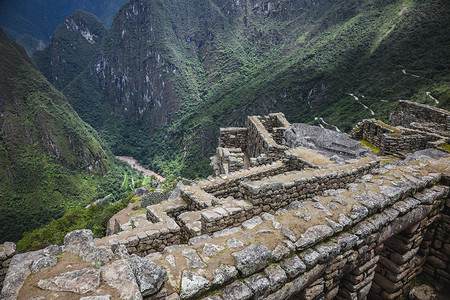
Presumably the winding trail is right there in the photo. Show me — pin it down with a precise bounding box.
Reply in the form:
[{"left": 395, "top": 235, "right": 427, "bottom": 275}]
[
  {"left": 402, "top": 69, "right": 421, "bottom": 78},
  {"left": 426, "top": 92, "right": 439, "bottom": 104},
  {"left": 117, "top": 156, "right": 166, "bottom": 182},
  {"left": 315, "top": 117, "right": 341, "bottom": 132},
  {"left": 349, "top": 93, "right": 375, "bottom": 116}
]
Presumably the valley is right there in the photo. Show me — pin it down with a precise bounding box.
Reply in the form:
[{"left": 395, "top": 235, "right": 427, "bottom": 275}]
[
  {"left": 0, "top": 0, "right": 448, "bottom": 270},
  {"left": 117, "top": 156, "right": 166, "bottom": 181}
]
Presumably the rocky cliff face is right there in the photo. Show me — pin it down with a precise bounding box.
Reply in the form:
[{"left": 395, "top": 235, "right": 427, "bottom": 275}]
[{"left": 33, "top": 10, "right": 107, "bottom": 90}]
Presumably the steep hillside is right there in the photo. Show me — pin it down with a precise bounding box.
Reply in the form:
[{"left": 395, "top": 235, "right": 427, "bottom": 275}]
[
  {"left": 33, "top": 10, "right": 107, "bottom": 90},
  {"left": 44, "top": 0, "right": 449, "bottom": 178},
  {"left": 0, "top": 28, "right": 120, "bottom": 243},
  {"left": 0, "top": 0, "right": 127, "bottom": 54}
]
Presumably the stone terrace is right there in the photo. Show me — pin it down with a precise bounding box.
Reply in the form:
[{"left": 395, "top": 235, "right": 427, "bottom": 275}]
[
  {"left": 97, "top": 155, "right": 449, "bottom": 300},
  {"left": 2, "top": 111, "right": 450, "bottom": 300}
]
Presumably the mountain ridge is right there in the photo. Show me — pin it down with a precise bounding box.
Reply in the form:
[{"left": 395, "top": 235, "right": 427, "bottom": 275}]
[{"left": 35, "top": 0, "right": 450, "bottom": 178}]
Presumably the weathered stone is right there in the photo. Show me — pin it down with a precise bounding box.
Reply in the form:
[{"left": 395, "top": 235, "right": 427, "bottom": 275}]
[
  {"left": 338, "top": 213, "right": 352, "bottom": 228},
  {"left": 256, "top": 229, "right": 274, "bottom": 235},
  {"left": 80, "top": 296, "right": 111, "bottom": 300},
  {"left": 102, "top": 259, "right": 142, "bottom": 300},
  {"left": 37, "top": 268, "right": 100, "bottom": 294},
  {"left": 409, "top": 284, "right": 437, "bottom": 300},
  {"left": 353, "top": 194, "right": 380, "bottom": 214},
  {"left": 145, "top": 252, "right": 162, "bottom": 262},
  {"left": 261, "top": 213, "right": 275, "bottom": 220},
  {"left": 182, "top": 249, "right": 207, "bottom": 268},
  {"left": 264, "top": 264, "right": 287, "bottom": 292},
  {"left": 188, "top": 234, "right": 211, "bottom": 245},
  {"left": 272, "top": 245, "right": 290, "bottom": 261},
  {"left": 141, "top": 189, "right": 170, "bottom": 208},
  {"left": 282, "top": 228, "right": 297, "bottom": 242},
  {"left": 232, "top": 244, "right": 272, "bottom": 276},
  {"left": 112, "top": 244, "right": 130, "bottom": 259},
  {"left": 166, "top": 255, "right": 176, "bottom": 268},
  {"left": 128, "top": 254, "right": 168, "bottom": 296},
  {"left": 299, "top": 249, "right": 320, "bottom": 269},
  {"left": 295, "top": 225, "right": 333, "bottom": 250},
  {"left": 352, "top": 221, "right": 375, "bottom": 238},
  {"left": 326, "top": 217, "right": 344, "bottom": 233},
  {"left": 281, "top": 255, "right": 306, "bottom": 278},
  {"left": 1, "top": 249, "right": 46, "bottom": 299},
  {"left": 3, "top": 242, "right": 16, "bottom": 257},
  {"left": 312, "top": 203, "right": 333, "bottom": 216},
  {"left": 202, "top": 243, "right": 225, "bottom": 257},
  {"left": 272, "top": 221, "right": 282, "bottom": 229},
  {"left": 315, "top": 242, "right": 341, "bottom": 263},
  {"left": 180, "top": 271, "right": 211, "bottom": 299},
  {"left": 244, "top": 274, "right": 270, "bottom": 300},
  {"left": 379, "top": 185, "right": 403, "bottom": 207},
  {"left": 334, "top": 233, "right": 358, "bottom": 251},
  {"left": 330, "top": 198, "right": 348, "bottom": 206},
  {"left": 427, "top": 256, "right": 446, "bottom": 269},
  {"left": 202, "top": 211, "right": 221, "bottom": 222},
  {"left": 63, "top": 230, "right": 112, "bottom": 266},
  {"left": 265, "top": 264, "right": 326, "bottom": 300},
  {"left": 213, "top": 264, "right": 238, "bottom": 286},
  {"left": 226, "top": 238, "right": 244, "bottom": 248},
  {"left": 30, "top": 256, "right": 58, "bottom": 274},
  {"left": 166, "top": 218, "right": 180, "bottom": 233},
  {"left": 163, "top": 244, "right": 187, "bottom": 254},
  {"left": 347, "top": 205, "right": 369, "bottom": 223},
  {"left": 242, "top": 216, "right": 263, "bottom": 230},
  {"left": 213, "top": 227, "right": 242, "bottom": 238},
  {"left": 220, "top": 280, "right": 252, "bottom": 300}
]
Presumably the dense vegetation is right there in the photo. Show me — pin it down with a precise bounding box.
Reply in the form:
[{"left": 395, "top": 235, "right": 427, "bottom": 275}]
[
  {"left": 0, "top": 29, "right": 131, "bottom": 243},
  {"left": 49, "top": 0, "right": 449, "bottom": 179},
  {"left": 0, "top": 0, "right": 127, "bottom": 54},
  {"left": 17, "top": 190, "right": 135, "bottom": 252}
]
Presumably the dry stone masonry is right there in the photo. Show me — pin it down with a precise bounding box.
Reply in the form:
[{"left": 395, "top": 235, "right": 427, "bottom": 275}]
[
  {"left": 351, "top": 101, "right": 449, "bottom": 156},
  {"left": 1, "top": 104, "right": 450, "bottom": 299}
]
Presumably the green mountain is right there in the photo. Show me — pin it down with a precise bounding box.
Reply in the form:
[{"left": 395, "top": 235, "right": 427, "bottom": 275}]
[
  {"left": 0, "top": 28, "right": 119, "bottom": 243},
  {"left": 0, "top": 0, "right": 127, "bottom": 54},
  {"left": 33, "top": 10, "right": 107, "bottom": 90},
  {"left": 36, "top": 0, "right": 449, "bottom": 178}
]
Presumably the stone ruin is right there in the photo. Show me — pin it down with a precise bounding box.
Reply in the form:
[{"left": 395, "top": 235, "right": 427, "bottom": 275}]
[
  {"left": 351, "top": 100, "right": 450, "bottom": 156},
  {"left": 1, "top": 103, "right": 450, "bottom": 300}
]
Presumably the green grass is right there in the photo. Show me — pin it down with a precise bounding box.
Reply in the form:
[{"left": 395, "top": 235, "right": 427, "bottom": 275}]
[{"left": 361, "top": 140, "right": 380, "bottom": 154}]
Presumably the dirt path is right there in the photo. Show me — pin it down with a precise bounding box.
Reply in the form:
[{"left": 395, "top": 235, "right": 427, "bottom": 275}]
[{"left": 117, "top": 156, "right": 166, "bottom": 181}]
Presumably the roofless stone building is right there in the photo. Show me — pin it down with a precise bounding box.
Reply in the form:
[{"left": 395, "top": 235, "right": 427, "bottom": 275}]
[{"left": 1, "top": 101, "right": 449, "bottom": 299}]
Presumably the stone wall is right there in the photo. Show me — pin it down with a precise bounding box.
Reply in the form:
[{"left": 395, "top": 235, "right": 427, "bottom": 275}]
[
  {"left": 351, "top": 119, "right": 429, "bottom": 155},
  {"left": 422, "top": 195, "right": 450, "bottom": 286},
  {"left": 240, "top": 158, "right": 377, "bottom": 208},
  {"left": 218, "top": 127, "right": 247, "bottom": 150},
  {"left": 260, "top": 113, "right": 291, "bottom": 145},
  {"left": 201, "top": 162, "right": 287, "bottom": 199},
  {"left": 389, "top": 100, "right": 450, "bottom": 127},
  {"left": 214, "top": 147, "right": 245, "bottom": 175},
  {"left": 176, "top": 168, "right": 449, "bottom": 300},
  {"left": 0, "top": 242, "right": 16, "bottom": 290},
  {"left": 246, "top": 116, "right": 289, "bottom": 162},
  {"left": 199, "top": 158, "right": 378, "bottom": 236}
]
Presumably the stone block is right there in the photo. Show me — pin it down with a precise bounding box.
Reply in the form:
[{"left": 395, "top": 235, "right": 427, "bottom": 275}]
[
  {"left": 280, "top": 255, "right": 306, "bottom": 279},
  {"left": 220, "top": 280, "right": 252, "bottom": 300},
  {"left": 264, "top": 264, "right": 287, "bottom": 292}
]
